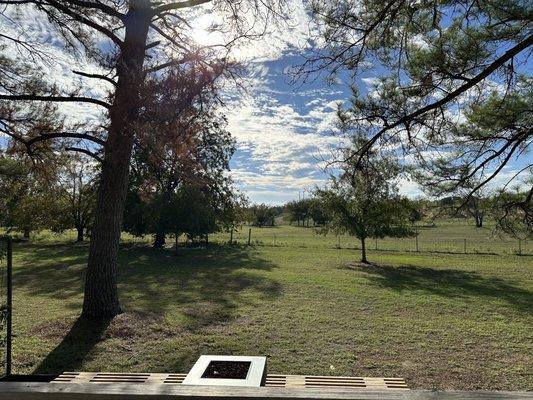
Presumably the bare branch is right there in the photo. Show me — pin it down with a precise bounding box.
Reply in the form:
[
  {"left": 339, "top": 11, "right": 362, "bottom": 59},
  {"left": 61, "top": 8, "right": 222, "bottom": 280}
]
[
  {"left": 65, "top": 146, "right": 103, "bottom": 163},
  {"left": 151, "top": 0, "right": 211, "bottom": 16},
  {"left": 38, "top": 0, "right": 124, "bottom": 46},
  {"left": 0, "top": 93, "right": 112, "bottom": 109},
  {"left": 72, "top": 70, "right": 117, "bottom": 86}
]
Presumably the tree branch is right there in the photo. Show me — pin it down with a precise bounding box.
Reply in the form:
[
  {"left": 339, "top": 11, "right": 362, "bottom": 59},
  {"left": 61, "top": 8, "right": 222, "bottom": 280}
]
[
  {"left": 144, "top": 55, "right": 195, "bottom": 74},
  {"left": 57, "top": 0, "right": 125, "bottom": 20},
  {"left": 39, "top": 0, "right": 124, "bottom": 46},
  {"left": 0, "top": 94, "right": 112, "bottom": 109},
  {"left": 65, "top": 146, "right": 103, "bottom": 163},
  {"left": 355, "top": 34, "right": 533, "bottom": 162},
  {"left": 151, "top": 0, "right": 211, "bottom": 16},
  {"left": 26, "top": 132, "right": 106, "bottom": 146},
  {"left": 72, "top": 70, "right": 117, "bottom": 86}
]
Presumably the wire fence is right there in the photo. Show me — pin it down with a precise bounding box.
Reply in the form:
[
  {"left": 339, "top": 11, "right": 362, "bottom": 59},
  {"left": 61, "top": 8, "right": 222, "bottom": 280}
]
[
  {"left": 119, "top": 227, "right": 531, "bottom": 256},
  {"left": 229, "top": 239, "right": 528, "bottom": 256},
  {"left": 15, "top": 226, "right": 533, "bottom": 256},
  {"left": 205, "top": 227, "right": 532, "bottom": 256}
]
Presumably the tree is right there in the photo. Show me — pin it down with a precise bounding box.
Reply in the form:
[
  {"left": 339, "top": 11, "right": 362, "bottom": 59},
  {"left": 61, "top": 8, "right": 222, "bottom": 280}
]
[
  {"left": 415, "top": 86, "right": 531, "bottom": 226},
  {"left": 249, "top": 204, "right": 276, "bottom": 227},
  {"left": 0, "top": 156, "right": 60, "bottom": 237},
  {"left": 285, "top": 199, "right": 311, "bottom": 226},
  {"left": 419, "top": 171, "right": 492, "bottom": 228},
  {"left": 123, "top": 65, "right": 238, "bottom": 248},
  {"left": 54, "top": 155, "right": 98, "bottom": 242},
  {"left": 403, "top": 199, "right": 425, "bottom": 226},
  {"left": 308, "top": 198, "right": 328, "bottom": 226},
  {"left": 492, "top": 173, "right": 533, "bottom": 239},
  {"left": 464, "top": 191, "right": 490, "bottom": 229},
  {"left": 317, "top": 136, "right": 414, "bottom": 264},
  {"left": 301, "top": 0, "right": 532, "bottom": 228},
  {"left": 285, "top": 198, "right": 328, "bottom": 226},
  {"left": 0, "top": 1, "right": 286, "bottom": 319}
]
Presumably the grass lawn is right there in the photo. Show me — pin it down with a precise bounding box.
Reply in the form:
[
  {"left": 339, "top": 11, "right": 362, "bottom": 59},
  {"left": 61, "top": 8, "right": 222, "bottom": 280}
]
[
  {"left": 9, "top": 228, "right": 533, "bottom": 391},
  {"left": 28, "top": 219, "right": 532, "bottom": 255}
]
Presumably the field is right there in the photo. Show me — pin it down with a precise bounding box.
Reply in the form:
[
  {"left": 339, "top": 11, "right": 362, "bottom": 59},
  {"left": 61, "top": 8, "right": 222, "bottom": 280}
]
[
  {"left": 27, "top": 219, "right": 532, "bottom": 255},
  {"left": 7, "top": 222, "right": 533, "bottom": 391}
]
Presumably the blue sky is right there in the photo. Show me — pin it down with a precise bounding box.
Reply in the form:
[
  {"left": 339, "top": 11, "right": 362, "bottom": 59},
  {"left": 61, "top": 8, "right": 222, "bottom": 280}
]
[
  {"left": 220, "top": 8, "right": 532, "bottom": 205},
  {"left": 224, "top": 52, "right": 432, "bottom": 205},
  {"left": 226, "top": 51, "right": 530, "bottom": 204},
  {"left": 226, "top": 54, "right": 349, "bottom": 204}
]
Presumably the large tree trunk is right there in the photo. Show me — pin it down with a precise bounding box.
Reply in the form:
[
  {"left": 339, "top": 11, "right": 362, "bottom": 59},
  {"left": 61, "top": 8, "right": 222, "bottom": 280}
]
[
  {"left": 475, "top": 214, "right": 483, "bottom": 228},
  {"left": 23, "top": 227, "right": 30, "bottom": 239},
  {"left": 76, "top": 226, "right": 84, "bottom": 242},
  {"left": 360, "top": 237, "right": 368, "bottom": 264},
  {"left": 82, "top": 5, "right": 151, "bottom": 320},
  {"left": 153, "top": 228, "right": 166, "bottom": 248}
]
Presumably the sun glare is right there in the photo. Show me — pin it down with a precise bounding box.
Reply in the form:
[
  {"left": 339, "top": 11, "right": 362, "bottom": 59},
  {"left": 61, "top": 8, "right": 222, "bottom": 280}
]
[{"left": 191, "top": 14, "right": 222, "bottom": 47}]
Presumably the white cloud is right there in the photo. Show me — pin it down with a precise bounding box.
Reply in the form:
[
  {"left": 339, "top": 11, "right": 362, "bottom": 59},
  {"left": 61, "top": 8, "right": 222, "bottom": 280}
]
[
  {"left": 397, "top": 177, "right": 424, "bottom": 198},
  {"left": 223, "top": 68, "right": 348, "bottom": 203}
]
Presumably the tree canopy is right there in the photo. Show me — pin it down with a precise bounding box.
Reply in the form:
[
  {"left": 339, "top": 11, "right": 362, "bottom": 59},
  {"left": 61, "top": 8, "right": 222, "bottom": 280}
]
[{"left": 303, "top": 0, "right": 532, "bottom": 227}]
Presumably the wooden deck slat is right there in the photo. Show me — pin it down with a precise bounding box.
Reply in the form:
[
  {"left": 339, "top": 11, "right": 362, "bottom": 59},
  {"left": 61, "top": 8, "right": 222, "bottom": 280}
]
[
  {"left": 52, "top": 372, "right": 408, "bottom": 390},
  {"left": 3, "top": 382, "right": 531, "bottom": 400},
  {"left": 306, "top": 383, "right": 368, "bottom": 386}
]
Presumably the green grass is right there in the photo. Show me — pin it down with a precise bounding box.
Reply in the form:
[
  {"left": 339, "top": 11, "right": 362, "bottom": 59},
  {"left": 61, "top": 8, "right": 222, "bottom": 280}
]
[
  {"left": 8, "top": 225, "right": 533, "bottom": 391},
  {"left": 21, "top": 219, "right": 532, "bottom": 255},
  {"left": 211, "top": 221, "right": 531, "bottom": 255}
]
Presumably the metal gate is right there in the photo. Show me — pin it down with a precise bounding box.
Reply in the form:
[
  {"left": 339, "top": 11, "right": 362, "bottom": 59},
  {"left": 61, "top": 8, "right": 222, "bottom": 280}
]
[{"left": 0, "top": 236, "right": 12, "bottom": 378}]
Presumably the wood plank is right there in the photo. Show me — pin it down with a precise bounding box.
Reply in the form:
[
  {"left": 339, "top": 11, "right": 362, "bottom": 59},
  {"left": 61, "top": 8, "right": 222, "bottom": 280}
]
[
  {"left": 51, "top": 372, "right": 408, "bottom": 391},
  {"left": 306, "top": 379, "right": 366, "bottom": 382},
  {"left": 0, "top": 382, "right": 531, "bottom": 400},
  {"left": 285, "top": 375, "right": 306, "bottom": 388}
]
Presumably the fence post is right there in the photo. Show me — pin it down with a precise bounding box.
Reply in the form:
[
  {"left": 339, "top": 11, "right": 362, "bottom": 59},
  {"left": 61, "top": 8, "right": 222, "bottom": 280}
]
[
  {"left": 247, "top": 228, "right": 252, "bottom": 246},
  {"left": 337, "top": 235, "right": 341, "bottom": 249},
  {"left": 5, "top": 237, "right": 12, "bottom": 377},
  {"left": 416, "top": 235, "right": 419, "bottom": 252},
  {"left": 230, "top": 229, "right": 233, "bottom": 245},
  {"left": 518, "top": 239, "right": 522, "bottom": 255},
  {"left": 273, "top": 234, "right": 276, "bottom": 246},
  {"left": 375, "top": 238, "right": 378, "bottom": 250},
  {"left": 464, "top": 238, "right": 467, "bottom": 254}
]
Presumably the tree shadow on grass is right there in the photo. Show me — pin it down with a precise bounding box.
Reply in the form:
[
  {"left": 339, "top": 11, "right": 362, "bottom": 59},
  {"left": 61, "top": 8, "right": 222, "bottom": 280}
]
[
  {"left": 351, "top": 263, "right": 533, "bottom": 313},
  {"left": 13, "top": 243, "right": 88, "bottom": 310},
  {"left": 14, "top": 243, "right": 280, "bottom": 373},
  {"left": 33, "top": 317, "right": 110, "bottom": 374},
  {"left": 117, "top": 245, "right": 281, "bottom": 329}
]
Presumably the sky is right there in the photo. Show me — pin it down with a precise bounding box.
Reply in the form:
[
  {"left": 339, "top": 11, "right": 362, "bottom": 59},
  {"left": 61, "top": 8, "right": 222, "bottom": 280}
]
[
  {"left": 1, "top": 1, "right": 530, "bottom": 205},
  {"left": 212, "top": 3, "right": 532, "bottom": 205}
]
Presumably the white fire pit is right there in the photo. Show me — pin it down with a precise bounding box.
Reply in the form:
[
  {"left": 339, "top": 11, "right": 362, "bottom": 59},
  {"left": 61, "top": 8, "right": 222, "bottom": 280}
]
[{"left": 182, "top": 355, "right": 267, "bottom": 387}]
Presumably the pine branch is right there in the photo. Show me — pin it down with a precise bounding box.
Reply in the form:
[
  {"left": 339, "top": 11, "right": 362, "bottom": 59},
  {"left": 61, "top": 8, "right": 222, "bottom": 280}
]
[
  {"left": 65, "top": 146, "right": 104, "bottom": 163},
  {"left": 151, "top": 0, "right": 211, "bottom": 16},
  {"left": 72, "top": 70, "right": 117, "bottom": 86},
  {"left": 0, "top": 94, "right": 112, "bottom": 109},
  {"left": 355, "top": 34, "right": 533, "bottom": 163}
]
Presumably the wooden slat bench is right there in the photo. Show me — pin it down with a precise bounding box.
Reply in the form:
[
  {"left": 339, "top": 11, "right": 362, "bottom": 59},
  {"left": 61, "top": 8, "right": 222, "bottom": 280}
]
[{"left": 52, "top": 372, "right": 409, "bottom": 390}]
